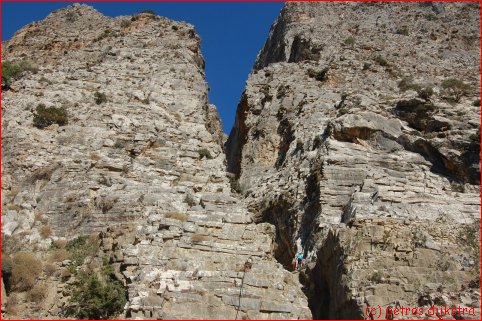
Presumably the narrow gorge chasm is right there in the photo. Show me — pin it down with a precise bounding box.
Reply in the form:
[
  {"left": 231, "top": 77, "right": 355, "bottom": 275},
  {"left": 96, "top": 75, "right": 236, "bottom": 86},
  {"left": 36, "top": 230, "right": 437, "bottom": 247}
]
[{"left": 2, "top": 2, "right": 481, "bottom": 320}]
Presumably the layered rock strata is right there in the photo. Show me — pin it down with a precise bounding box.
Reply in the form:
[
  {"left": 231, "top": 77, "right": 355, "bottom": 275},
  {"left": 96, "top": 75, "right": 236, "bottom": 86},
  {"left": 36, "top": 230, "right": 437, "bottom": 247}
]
[
  {"left": 1, "top": 4, "right": 311, "bottom": 319},
  {"left": 226, "top": 2, "right": 481, "bottom": 319}
]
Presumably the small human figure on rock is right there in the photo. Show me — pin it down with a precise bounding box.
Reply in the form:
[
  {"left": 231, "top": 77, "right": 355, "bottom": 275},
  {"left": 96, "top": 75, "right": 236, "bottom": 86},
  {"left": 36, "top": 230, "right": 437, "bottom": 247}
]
[
  {"left": 297, "top": 252, "right": 303, "bottom": 270},
  {"left": 291, "top": 257, "right": 297, "bottom": 271}
]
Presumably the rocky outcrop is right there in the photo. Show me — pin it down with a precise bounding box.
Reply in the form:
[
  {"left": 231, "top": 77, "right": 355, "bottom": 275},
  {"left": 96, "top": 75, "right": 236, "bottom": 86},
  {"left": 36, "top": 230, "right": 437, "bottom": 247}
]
[
  {"left": 226, "top": 2, "right": 480, "bottom": 319},
  {"left": 2, "top": 2, "right": 480, "bottom": 319},
  {"left": 1, "top": 4, "right": 310, "bottom": 319}
]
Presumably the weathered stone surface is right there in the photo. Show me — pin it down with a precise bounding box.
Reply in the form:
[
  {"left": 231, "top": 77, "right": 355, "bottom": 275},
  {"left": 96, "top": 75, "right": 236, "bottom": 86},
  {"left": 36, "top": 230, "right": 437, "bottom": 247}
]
[
  {"left": 226, "top": 2, "right": 480, "bottom": 320},
  {"left": 1, "top": 4, "right": 310, "bottom": 320},
  {"left": 2, "top": 2, "right": 480, "bottom": 320}
]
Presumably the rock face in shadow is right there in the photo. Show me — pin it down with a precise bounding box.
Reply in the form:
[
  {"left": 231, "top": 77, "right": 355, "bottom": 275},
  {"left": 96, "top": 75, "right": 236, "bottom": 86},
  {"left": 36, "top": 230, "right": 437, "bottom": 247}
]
[
  {"left": 226, "top": 2, "right": 480, "bottom": 319},
  {"left": 1, "top": 4, "right": 311, "bottom": 319}
]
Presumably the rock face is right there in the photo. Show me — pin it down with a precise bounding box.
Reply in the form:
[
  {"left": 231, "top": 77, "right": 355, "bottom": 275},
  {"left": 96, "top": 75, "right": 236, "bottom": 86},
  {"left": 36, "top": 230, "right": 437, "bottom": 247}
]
[
  {"left": 1, "top": 4, "right": 310, "bottom": 319},
  {"left": 226, "top": 2, "right": 480, "bottom": 319},
  {"left": 2, "top": 2, "right": 481, "bottom": 320}
]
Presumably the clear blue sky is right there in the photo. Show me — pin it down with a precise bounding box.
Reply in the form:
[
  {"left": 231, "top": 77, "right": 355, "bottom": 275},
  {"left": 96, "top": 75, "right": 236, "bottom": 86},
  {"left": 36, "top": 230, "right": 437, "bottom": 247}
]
[{"left": 2, "top": 2, "right": 283, "bottom": 133}]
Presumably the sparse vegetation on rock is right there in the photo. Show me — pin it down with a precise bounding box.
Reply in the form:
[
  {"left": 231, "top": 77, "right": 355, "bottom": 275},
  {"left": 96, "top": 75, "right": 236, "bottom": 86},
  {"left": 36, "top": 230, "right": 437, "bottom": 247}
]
[
  {"left": 2, "top": 60, "right": 37, "bottom": 87},
  {"left": 343, "top": 36, "right": 355, "bottom": 46},
  {"left": 197, "top": 148, "right": 213, "bottom": 159},
  {"left": 68, "top": 258, "right": 126, "bottom": 319},
  {"left": 11, "top": 251, "right": 43, "bottom": 291},
  {"left": 441, "top": 78, "right": 471, "bottom": 102},
  {"left": 1, "top": 2, "right": 480, "bottom": 320},
  {"left": 373, "top": 55, "right": 388, "bottom": 66},
  {"left": 33, "top": 104, "right": 68, "bottom": 129},
  {"left": 307, "top": 67, "right": 329, "bottom": 81},
  {"left": 94, "top": 91, "right": 107, "bottom": 104},
  {"left": 65, "top": 235, "right": 99, "bottom": 267}
]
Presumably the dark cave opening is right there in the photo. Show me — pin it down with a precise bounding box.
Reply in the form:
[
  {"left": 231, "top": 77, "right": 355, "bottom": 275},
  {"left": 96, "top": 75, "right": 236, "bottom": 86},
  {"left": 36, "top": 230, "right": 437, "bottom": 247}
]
[
  {"left": 305, "top": 263, "right": 332, "bottom": 319},
  {"left": 260, "top": 197, "right": 297, "bottom": 270}
]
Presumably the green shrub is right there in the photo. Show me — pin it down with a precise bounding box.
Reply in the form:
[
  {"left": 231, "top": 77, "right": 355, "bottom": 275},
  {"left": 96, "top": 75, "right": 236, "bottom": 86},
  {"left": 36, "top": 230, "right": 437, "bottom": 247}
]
[
  {"left": 398, "top": 77, "right": 434, "bottom": 100},
  {"left": 369, "top": 271, "right": 383, "bottom": 283},
  {"left": 120, "top": 20, "right": 131, "bottom": 28},
  {"left": 343, "top": 36, "right": 355, "bottom": 46},
  {"left": 441, "top": 78, "right": 471, "bottom": 102},
  {"left": 451, "top": 182, "right": 466, "bottom": 193},
  {"left": 307, "top": 67, "right": 329, "bottom": 81},
  {"left": 33, "top": 104, "right": 68, "bottom": 129},
  {"left": 424, "top": 13, "right": 437, "bottom": 21},
  {"left": 198, "top": 148, "right": 213, "bottom": 159},
  {"left": 396, "top": 26, "right": 409, "bottom": 36},
  {"left": 459, "top": 222, "right": 480, "bottom": 282},
  {"left": 2, "top": 60, "right": 37, "bottom": 87},
  {"left": 94, "top": 92, "right": 107, "bottom": 104},
  {"left": 69, "top": 259, "right": 126, "bottom": 319},
  {"left": 398, "top": 77, "right": 420, "bottom": 92},
  {"left": 66, "top": 235, "right": 99, "bottom": 267},
  {"left": 39, "top": 77, "right": 52, "bottom": 85},
  {"left": 374, "top": 55, "right": 388, "bottom": 66},
  {"left": 338, "top": 107, "right": 350, "bottom": 116},
  {"left": 417, "top": 86, "right": 434, "bottom": 101}
]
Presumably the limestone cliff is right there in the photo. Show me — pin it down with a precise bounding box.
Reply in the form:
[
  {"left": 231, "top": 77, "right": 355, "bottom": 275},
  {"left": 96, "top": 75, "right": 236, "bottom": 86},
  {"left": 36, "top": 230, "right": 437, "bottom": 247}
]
[
  {"left": 2, "top": 2, "right": 481, "bottom": 320},
  {"left": 226, "top": 2, "right": 480, "bottom": 319},
  {"left": 1, "top": 4, "right": 310, "bottom": 319}
]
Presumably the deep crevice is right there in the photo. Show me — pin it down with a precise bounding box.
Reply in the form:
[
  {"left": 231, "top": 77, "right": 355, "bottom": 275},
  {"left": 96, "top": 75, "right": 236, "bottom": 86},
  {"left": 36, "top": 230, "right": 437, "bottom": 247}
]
[
  {"left": 275, "top": 118, "right": 295, "bottom": 168},
  {"left": 260, "top": 196, "right": 297, "bottom": 269},
  {"left": 225, "top": 92, "right": 250, "bottom": 178},
  {"left": 302, "top": 231, "right": 364, "bottom": 320}
]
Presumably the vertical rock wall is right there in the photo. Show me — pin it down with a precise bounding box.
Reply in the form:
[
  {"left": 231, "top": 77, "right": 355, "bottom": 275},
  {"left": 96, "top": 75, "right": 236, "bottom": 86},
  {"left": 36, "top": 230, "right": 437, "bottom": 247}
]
[
  {"left": 1, "top": 4, "right": 311, "bottom": 319},
  {"left": 226, "top": 2, "right": 481, "bottom": 319}
]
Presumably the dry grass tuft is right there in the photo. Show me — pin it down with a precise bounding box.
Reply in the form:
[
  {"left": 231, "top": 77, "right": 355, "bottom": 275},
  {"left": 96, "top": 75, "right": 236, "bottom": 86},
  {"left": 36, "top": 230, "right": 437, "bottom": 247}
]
[
  {"left": 12, "top": 251, "right": 43, "bottom": 291},
  {"left": 27, "top": 283, "right": 48, "bottom": 303},
  {"left": 40, "top": 225, "right": 52, "bottom": 239},
  {"left": 89, "top": 153, "right": 101, "bottom": 161},
  {"left": 165, "top": 212, "right": 188, "bottom": 221},
  {"left": 191, "top": 233, "right": 209, "bottom": 244},
  {"left": 48, "top": 249, "right": 71, "bottom": 263},
  {"left": 43, "top": 263, "right": 57, "bottom": 276}
]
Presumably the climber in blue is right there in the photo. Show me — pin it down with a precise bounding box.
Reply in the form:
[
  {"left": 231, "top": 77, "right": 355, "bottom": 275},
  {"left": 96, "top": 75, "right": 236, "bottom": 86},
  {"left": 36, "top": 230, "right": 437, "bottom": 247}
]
[{"left": 296, "top": 252, "right": 303, "bottom": 269}]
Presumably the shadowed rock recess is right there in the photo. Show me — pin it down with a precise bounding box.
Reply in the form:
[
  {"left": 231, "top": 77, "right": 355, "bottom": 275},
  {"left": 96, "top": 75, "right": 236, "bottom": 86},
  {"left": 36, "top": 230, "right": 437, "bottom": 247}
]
[{"left": 0, "top": 2, "right": 480, "bottom": 320}]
